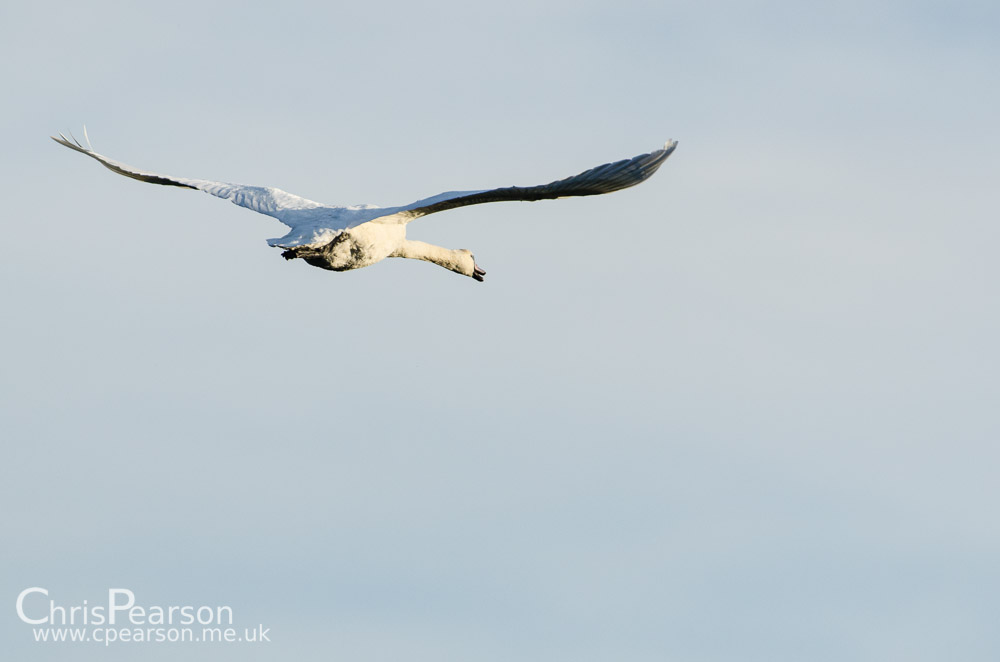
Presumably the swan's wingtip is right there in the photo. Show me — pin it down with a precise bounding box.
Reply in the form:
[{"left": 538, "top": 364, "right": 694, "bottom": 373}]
[{"left": 51, "top": 130, "right": 91, "bottom": 152}]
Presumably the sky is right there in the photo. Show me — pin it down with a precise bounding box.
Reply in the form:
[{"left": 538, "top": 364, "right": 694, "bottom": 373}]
[{"left": 2, "top": 1, "right": 999, "bottom": 660}]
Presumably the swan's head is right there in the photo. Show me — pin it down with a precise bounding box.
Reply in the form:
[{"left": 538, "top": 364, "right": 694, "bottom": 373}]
[{"left": 457, "top": 249, "right": 486, "bottom": 282}]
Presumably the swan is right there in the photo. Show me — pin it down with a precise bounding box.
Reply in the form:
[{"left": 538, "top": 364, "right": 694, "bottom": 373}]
[{"left": 53, "top": 130, "right": 677, "bottom": 282}]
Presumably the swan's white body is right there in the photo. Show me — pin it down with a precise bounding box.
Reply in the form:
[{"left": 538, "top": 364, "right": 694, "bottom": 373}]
[{"left": 53, "top": 130, "right": 677, "bottom": 282}]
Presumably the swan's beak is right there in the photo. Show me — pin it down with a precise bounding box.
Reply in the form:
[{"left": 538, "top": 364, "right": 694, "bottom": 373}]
[{"left": 473, "top": 264, "right": 486, "bottom": 282}]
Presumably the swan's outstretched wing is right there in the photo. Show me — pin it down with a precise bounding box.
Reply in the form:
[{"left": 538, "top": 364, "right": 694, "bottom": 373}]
[
  {"left": 51, "top": 132, "right": 375, "bottom": 248},
  {"left": 373, "top": 140, "right": 677, "bottom": 224}
]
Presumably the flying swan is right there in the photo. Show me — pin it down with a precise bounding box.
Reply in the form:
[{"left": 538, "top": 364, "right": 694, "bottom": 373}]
[{"left": 53, "top": 130, "right": 677, "bottom": 282}]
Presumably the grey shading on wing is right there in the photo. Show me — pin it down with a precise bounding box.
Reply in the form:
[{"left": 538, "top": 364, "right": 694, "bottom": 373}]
[
  {"left": 374, "top": 140, "right": 678, "bottom": 224},
  {"left": 50, "top": 132, "right": 375, "bottom": 248}
]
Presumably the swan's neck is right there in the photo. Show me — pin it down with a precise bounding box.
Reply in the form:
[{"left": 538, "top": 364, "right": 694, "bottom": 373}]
[{"left": 391, "top": 240, "right": 475, "bottom": 277}]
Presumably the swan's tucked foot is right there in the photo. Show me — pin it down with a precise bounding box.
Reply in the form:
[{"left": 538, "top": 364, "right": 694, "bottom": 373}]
[
  {"left": 473, "top": 264, "right": 486, "bottom": 282},
  {"left": 281, "top": 249, "right": 298, "bottom": 261}
]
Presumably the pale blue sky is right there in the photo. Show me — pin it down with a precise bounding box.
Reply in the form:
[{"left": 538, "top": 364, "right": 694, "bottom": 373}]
[{"left": 2, "top": 1, "right": 999, "bottom": 660}]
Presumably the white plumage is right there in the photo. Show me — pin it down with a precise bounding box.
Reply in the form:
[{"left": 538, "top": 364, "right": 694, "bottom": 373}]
[{"left": 53, "top": 131, "right": 677, "bottom": 282}]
